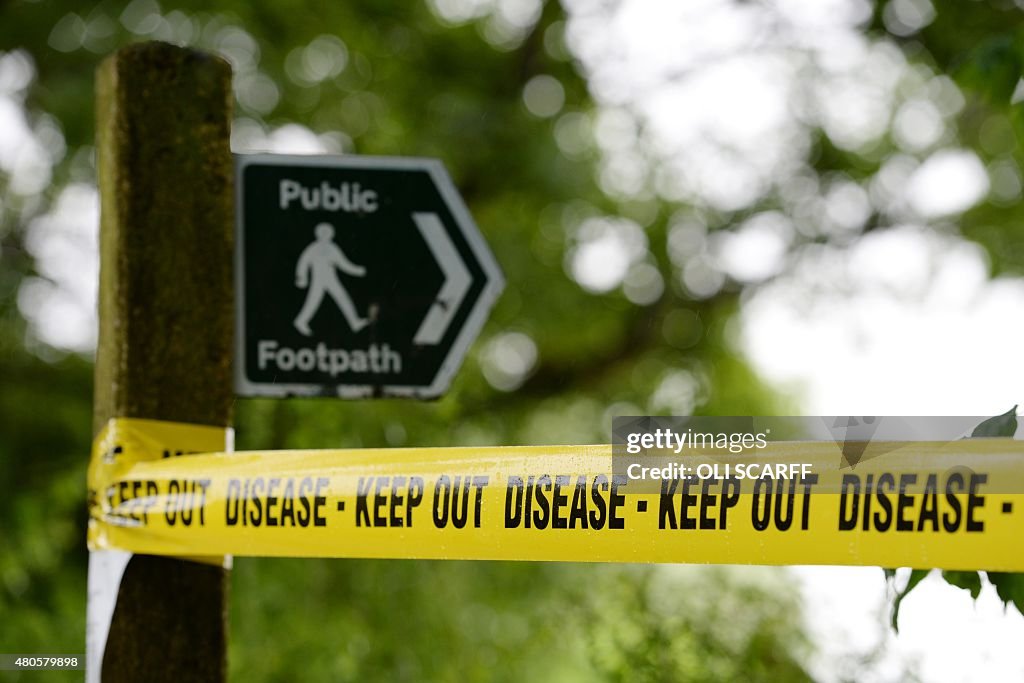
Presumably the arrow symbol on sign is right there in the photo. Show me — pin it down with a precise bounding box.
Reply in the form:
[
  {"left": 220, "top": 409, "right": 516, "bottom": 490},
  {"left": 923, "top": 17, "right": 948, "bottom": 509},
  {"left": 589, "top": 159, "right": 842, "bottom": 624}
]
[{"left": 413, "top": 212, "right": 471, "bottom": 345}]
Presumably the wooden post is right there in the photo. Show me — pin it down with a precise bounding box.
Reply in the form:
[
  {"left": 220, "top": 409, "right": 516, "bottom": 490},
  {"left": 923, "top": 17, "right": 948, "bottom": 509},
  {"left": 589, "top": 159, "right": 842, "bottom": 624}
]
[{"left": 91, "top": 41, "right": 234, "bottom": 682}]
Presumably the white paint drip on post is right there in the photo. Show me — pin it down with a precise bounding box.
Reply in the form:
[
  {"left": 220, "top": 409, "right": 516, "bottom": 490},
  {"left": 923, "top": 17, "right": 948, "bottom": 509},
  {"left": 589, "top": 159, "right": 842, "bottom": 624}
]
[{"left": 85, "top": 550, "right": 132, "bottom": 683}]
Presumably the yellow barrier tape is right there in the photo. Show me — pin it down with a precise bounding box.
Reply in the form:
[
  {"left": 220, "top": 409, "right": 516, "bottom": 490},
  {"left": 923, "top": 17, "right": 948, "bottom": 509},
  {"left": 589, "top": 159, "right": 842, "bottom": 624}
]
[
  {"left": 88, "top": 418, "right": 1024, "bottom": 570},
  {"left": 89, "top": 418, "right": 231, "bottom": 567}
]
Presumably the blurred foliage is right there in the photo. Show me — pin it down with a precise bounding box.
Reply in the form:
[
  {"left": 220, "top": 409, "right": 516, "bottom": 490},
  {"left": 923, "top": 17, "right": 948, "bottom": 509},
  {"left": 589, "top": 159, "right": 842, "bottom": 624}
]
[
  {"left": 0, "top": 0, "right": 802, "bottom": 680},
  {"left": 230, "top": 561, "right": 811, "bottom": 682},
  {"left": 908, "top": 3, "right": 1024, "bottom": 273},
  {"left": 0, "top": 350, "right": 91, "bottom": 676},
  {"left": 2, "top": 0, "right": 1024, "bottom": 680}
]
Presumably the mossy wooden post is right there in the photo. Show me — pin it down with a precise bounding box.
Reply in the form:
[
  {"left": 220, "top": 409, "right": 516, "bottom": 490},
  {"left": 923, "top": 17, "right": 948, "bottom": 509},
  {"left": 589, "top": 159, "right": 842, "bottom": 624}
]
[{"left": 91, "top": 42, "right": 234, "bottom": 682}]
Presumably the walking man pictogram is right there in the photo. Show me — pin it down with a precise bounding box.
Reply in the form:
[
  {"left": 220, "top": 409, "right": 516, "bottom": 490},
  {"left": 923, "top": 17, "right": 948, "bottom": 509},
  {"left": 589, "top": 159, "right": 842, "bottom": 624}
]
[{"left": 294, "top": 222, "right": 369, "bottom": 336}]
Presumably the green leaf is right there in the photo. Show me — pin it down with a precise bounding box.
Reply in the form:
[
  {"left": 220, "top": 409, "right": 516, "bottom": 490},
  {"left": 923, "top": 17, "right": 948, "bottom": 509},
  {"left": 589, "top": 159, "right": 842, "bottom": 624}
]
[
  {"left": 956, "top": 409, "right": 1022, "bottom": 620},
  {"left": 890, "top": 569, "right": 931, "bottom": 632},
  {"left": 987, "top": 572, "right": 1024, "bottom": 616},
  {"left": 941, "top": 570, "right": 982, "bottom": 599},
  {"left": 970, "top": 406, "right": 1019, "bottom": 438}
]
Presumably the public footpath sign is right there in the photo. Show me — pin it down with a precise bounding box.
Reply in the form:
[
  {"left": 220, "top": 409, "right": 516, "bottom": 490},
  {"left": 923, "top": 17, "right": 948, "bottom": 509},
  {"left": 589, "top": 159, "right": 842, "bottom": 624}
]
[{"left": 234, "top": 154, "right": 504, "bottom": 398}]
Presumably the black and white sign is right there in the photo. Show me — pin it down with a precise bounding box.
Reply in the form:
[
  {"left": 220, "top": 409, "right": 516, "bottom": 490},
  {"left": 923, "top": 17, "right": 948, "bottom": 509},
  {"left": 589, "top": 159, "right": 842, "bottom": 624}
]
[{"left": 235, "top": 154, "right": 504, "bottom": 398}]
